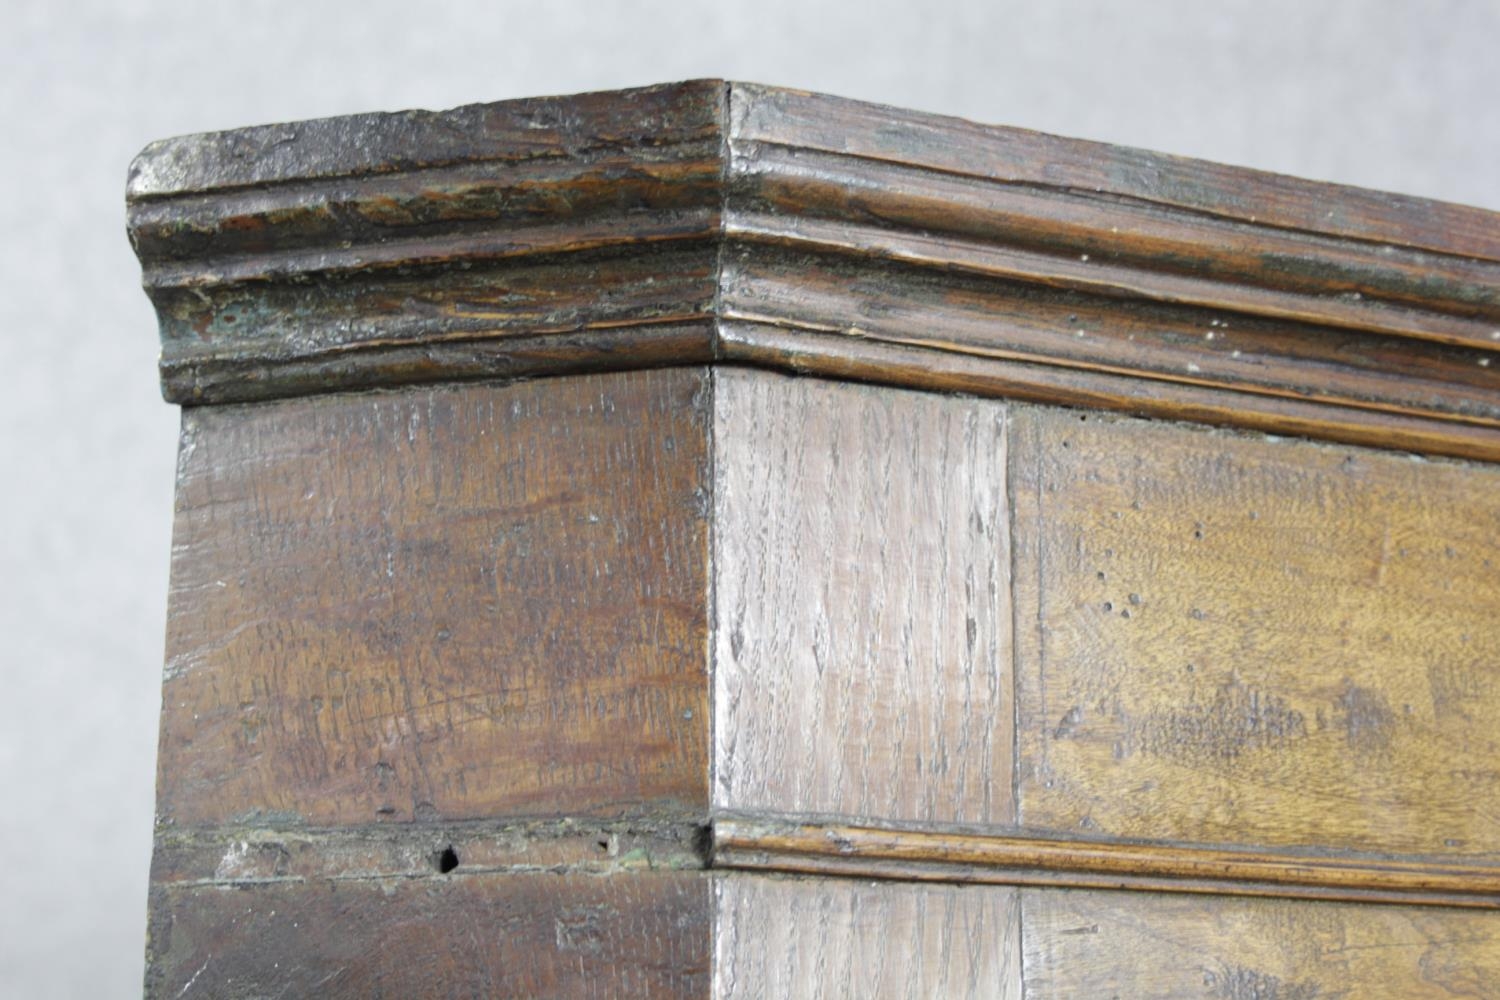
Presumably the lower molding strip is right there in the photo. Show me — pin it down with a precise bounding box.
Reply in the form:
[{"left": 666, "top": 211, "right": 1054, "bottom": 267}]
[{"left": 712, "top": 817, "right": 1500, "bottom": 909}]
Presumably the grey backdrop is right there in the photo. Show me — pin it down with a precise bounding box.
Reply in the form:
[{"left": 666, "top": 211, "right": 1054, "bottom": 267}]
[{"left": 2, "top": 0, "right": 1496, "bottom": 995}]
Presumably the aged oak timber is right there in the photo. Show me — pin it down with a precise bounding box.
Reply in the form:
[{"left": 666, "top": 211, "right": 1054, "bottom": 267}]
[
  {"left": 712, "top": 369, "right": 1013, "bottom": 827},
  {"left": 160, "top": 369, "right": 711, "bottom": 828},
  {"left": 1011, "top": 406, "right": 1500, "bottom": 861},
  {"left": 129, "top": 81, "right": 1500, "bottom": 996}
]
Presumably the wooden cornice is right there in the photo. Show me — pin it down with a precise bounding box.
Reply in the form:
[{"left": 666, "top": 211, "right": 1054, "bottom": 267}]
[{"left": 127, "top": 80, "right": 1500, "bottom": 459}]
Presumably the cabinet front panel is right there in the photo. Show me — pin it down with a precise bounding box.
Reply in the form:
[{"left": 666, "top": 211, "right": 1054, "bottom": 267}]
[{"left": 1014, "top": 406, "right": 1500, "bottom": 859}]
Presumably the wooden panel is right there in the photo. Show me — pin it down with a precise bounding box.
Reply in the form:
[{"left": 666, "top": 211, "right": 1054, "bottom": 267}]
[
  {"left": 1014, "top": 406, "right": 1500, "bottom": 858},
  {"left": 712, "top": 368, "right": 1012, "bottom": 825},
  {"left": 160, "top": 367, "right": 710, "bottom": 826},
  {"left": 147, "top": 871, "right": 710, "bottom": 999},
  {"left": 714, "top": 874, "right": 1020, "bottom": 999},
  {"left": 1023, "top": 887, "right": 1500, "bottom": 999}
]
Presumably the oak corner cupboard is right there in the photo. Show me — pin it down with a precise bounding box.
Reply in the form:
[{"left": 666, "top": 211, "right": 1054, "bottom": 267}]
[{"left": 127, "top": 80, "right": 1500, "bottom": 997}]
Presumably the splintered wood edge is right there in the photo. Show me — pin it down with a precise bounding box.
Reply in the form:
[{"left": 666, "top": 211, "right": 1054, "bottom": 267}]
[
  {"left": 127, "top": 80, "right": 1500, "bottom": 463},
  {"left": 710, "top": 817, "right": 1500, "bottom": 909}
]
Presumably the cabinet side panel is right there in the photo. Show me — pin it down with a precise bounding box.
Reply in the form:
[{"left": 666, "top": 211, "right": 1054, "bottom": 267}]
[
  {"left": 713, "top": 368, "right": 1013, "bottom": 825},
  {"left": 161, "top": 368, "right": 711, "bottom": 826},
  {"left": 715, "top": 875, "right": 1021, "bottom": 1000},
  {"left": 1013, "top": 405, "right": 1500, "bottom": 858}
]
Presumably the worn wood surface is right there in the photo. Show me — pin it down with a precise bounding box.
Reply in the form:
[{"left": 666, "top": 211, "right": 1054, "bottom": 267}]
[
  {"left": 712, "top": 368, "right": 1012, "bottom": 825},
  {"left": 1023, "top": 887, "right": 1500, "bottom": 999},
  {"left": 150, "top": 819, "right": 705, "bottom": 886},
  {"left": 147, "top": 871, "right": 710, "bottom": 998},
  {"left": 128, "top": 79, "right": 726, "bottom": 404},
  {"left": 1013, "top": 406, "right": 1500, "bottom": 860},
  {"left": 713, "top": 819, "right": 1500, "bottom": 909},
  {"left": 723, "top": 79, "right": 1500, "bottom": 451},
  {"left": 727, "top": 83, "right": 1500, "bottom": 265},
  {"left": 717, "top": 247, "right": 1499, "bottom": 426},
  {"left": 724, "top": 146, "right": 1500, "bottom": 360},
  {"left": 714, "top": 874, "right": 1021, "bottom": 999},
  {"left": 126, "top": 82, "right": 1500, "bottom": 463},
  {"left": 127, "top": 80, "right": 726, "bottom": 201},
  {"left": 160, "top": 367, "right": 710, "bottom": 827}
]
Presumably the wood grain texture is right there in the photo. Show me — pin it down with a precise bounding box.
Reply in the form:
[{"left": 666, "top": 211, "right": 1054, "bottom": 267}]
[
  {"left": 1023, "top": 887, "right": 1500, "bottom": 999},
  {"left": 714, "top": 874, "right": 1020, "bottom": 1000},
  {"left": 147, "top": 871, "right": 710, "bottom": 999},
  {"left": 728, "top": 83, "right": 1500, "bottom": 265},
  {"left": 1013, "top": 405, "right": 1500, "bottom": 860},
  {"left": 723, "top": 155, "right": 1500, "bottom": 347},
  {"left": 712, "top": 367, "right": 1012, "bottom": 825},
  {"left": 712, "top": 819, "right": 1500, "bottom": 909},
  {"left": 717, "top": 247, "right": 1500, "bottom": 425},
  {"left": 164, "top": 321, "right": 717, "bottom": 407},
  {"left": 160, "top": 367, "right": 710, "bottom": 827},
  {"left": 127, "top": 80, "right": 726, "bottom": 200},
  {"left": 125, "top": 82, "right": 1500, "bottom": 465}
]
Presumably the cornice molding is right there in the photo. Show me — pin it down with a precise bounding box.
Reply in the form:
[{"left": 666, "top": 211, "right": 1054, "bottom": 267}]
[{"left": 127, "top": 81, "right": 1500, "bottom": 459}]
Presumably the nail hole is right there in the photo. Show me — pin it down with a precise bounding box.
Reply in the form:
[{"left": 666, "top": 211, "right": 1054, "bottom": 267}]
[{"left": 435, "top": 846, "right": 459, "bottom": 873}]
